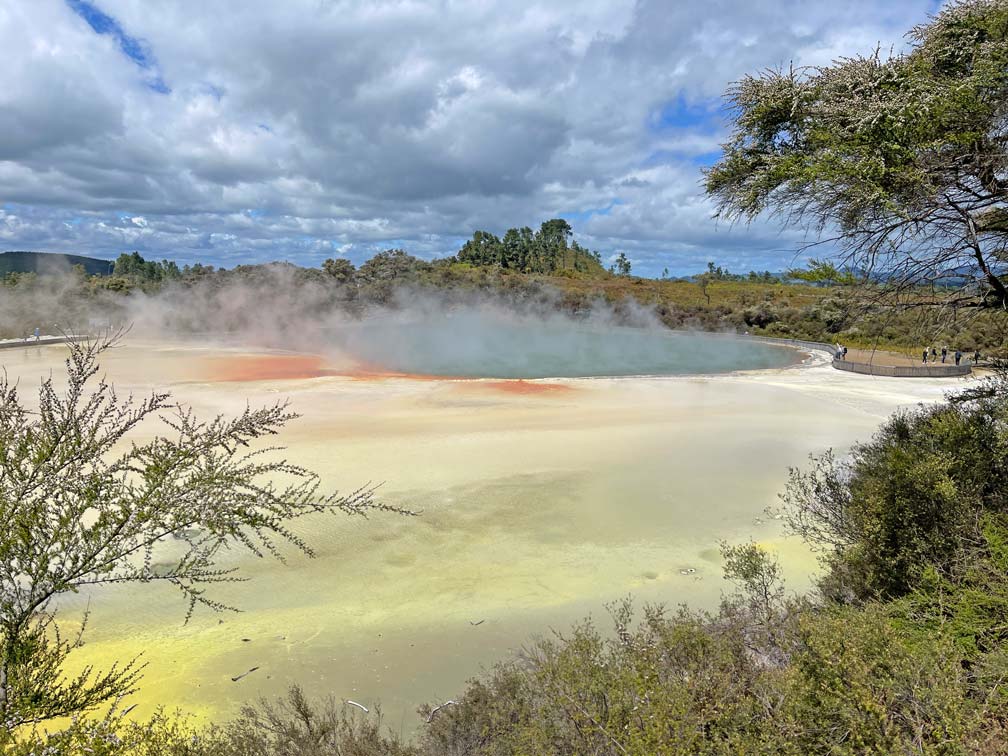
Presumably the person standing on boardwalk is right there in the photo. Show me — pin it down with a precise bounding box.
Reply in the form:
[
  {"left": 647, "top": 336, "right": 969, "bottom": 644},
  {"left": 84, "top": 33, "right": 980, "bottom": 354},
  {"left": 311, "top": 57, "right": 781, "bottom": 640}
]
[
  {"left": 955, "top": 350, "right": 962, "bottom": 366},
  {"left": 931, "top": 347, "right": 938, "bottom": 362},
  {"left": 922, "top": 348, "right": 928, "bottom": 363},
  {"left": 974, "top": 350, "right": 981, "bottom": 364},
  {"left": 941, "top": 346, "right": 948, "bottom": 363}
]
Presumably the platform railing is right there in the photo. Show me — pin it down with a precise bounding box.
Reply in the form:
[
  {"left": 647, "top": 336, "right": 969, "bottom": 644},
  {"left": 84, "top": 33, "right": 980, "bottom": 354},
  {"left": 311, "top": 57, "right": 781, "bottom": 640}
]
[
  {"left": 830, "top": 359, "right": 971, "bottom": 378},
  {"left": 742, "top": 334, "right": 972, "bottom": 377}
]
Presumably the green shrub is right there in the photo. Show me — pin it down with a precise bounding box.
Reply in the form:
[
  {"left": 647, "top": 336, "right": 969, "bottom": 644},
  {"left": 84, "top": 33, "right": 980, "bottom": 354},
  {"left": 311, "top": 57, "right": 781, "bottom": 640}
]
[{"left": 783, "top": 392, "right": 1008, "bottom": 602}]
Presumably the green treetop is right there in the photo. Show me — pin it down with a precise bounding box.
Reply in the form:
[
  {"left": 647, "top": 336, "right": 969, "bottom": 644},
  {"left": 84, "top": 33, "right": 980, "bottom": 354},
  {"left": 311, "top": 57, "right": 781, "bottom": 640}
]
[{"left": 706, "top": 0, "right": 1008, "bottom": 310}]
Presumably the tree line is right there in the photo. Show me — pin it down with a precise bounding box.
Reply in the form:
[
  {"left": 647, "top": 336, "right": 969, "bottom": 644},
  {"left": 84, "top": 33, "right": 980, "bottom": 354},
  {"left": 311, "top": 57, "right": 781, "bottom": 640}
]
[
  {"left": 96, "top": 219, "right": 615, "bottom": 288},
  {"left": 455, "top": 219, "right": 607, "bottom": 274}
]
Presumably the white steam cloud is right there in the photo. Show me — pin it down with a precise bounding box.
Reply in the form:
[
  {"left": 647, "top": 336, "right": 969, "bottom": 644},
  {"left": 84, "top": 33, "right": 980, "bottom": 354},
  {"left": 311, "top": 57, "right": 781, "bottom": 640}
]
[{"left": 1, "top": 268, "right": 794, "bottom": 378}]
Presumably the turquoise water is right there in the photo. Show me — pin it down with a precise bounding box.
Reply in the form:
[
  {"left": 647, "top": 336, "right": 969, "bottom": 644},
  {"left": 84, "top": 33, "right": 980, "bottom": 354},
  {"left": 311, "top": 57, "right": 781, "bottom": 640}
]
[{"left": 334, "top": 319, "right": 797, "bottom": 378}]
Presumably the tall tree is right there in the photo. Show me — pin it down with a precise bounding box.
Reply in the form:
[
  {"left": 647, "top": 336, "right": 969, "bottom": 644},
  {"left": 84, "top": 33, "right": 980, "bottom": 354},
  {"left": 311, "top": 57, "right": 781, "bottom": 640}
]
[
  {"left": 454, "top": 221, "right": 603, "bottom": 275},
  {"left": 457, "top": 231, "right": 503, "bottom": 267},
  {"left": 537, "top": 219, "right": 573, "bottom": 271},
  {"left": 501, "top": 227, "right": 526, "bottom": 270},
  {"left": 706, "top": 0, "right": 1008, "bottom": 312}
]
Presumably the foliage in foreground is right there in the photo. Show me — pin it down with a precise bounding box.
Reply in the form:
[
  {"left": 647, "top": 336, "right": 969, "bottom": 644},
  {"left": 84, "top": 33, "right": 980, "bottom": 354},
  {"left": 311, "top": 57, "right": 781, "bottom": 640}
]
[
  {"left": 8, "top": 688, "right": 415, "bottom": 756},
  {"left": 783, "top": 388, "right": 1008, "bottom": 603},
  {"left": 0, "top": 335, "right": 407, "bottom": 745}
]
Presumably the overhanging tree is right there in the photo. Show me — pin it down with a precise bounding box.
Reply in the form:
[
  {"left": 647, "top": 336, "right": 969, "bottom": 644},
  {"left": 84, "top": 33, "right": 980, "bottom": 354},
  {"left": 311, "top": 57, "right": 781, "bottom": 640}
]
[
  {"left": 0, "top": 333, "right": 406, "bottom": 735},
  {"left": 706, "top": 0, "right": 1008, "bottom": 313}
]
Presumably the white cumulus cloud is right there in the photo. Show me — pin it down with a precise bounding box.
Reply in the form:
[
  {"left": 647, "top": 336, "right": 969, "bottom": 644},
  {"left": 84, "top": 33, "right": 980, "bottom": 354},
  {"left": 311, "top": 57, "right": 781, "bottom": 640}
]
[{"left": 0, "top": 0, "right": 937, "bottom": 274}]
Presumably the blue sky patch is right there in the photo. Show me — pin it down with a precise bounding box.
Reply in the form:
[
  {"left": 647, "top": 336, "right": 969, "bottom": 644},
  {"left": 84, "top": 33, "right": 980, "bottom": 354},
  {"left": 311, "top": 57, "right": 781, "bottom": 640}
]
[
  {"left": 561, "top": 201, "right": 621, "bottom": 226},
  {"left": 66, "top": 0, "right": 170, "bottom": 93},
  {"left": 689, "top": 151, "right": 723, "bottom": 168},
  {"left": 650, "top": 94, "right": 719, "bottom": 132}
]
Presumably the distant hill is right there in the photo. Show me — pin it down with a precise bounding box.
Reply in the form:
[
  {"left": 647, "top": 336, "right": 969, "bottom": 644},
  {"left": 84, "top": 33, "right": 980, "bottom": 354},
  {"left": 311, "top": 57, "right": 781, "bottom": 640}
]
[{"left": 0, "top": 251, "right": 113, "bottom": 277}]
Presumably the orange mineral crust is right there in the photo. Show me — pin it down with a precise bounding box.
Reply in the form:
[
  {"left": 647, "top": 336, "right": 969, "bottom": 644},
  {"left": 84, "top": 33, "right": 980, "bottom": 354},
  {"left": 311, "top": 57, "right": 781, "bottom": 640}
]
[
  {"left": 203, "top": 353, "right": 465, "bottom": 383},
  {"left": 203, "top": 354, "right": 340, "bottom": 381},
  {"left": 468, "top": 380, "right": 574, "bottom": 395}
]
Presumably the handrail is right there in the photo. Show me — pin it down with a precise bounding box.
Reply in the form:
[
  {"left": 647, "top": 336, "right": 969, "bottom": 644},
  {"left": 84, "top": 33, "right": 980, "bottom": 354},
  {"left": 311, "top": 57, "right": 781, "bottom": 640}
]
[{"left": 830, "top": 359, "right": 970, "bottom": 378}]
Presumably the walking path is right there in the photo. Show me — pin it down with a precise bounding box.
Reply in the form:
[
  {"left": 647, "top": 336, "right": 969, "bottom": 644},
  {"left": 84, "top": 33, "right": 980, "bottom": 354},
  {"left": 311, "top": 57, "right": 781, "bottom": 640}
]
[{"left": 0, "top": 334, "right": 88, "bottom": 350}]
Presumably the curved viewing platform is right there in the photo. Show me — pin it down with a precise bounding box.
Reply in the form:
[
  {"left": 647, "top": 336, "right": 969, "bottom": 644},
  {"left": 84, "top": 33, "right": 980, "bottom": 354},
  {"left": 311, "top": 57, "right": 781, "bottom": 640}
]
[
  {"left": 830, "top": 358, "right": 971, "bottom": 378},
  {"left": 745, "top": 335, "right": 973, "bottom": 377}
]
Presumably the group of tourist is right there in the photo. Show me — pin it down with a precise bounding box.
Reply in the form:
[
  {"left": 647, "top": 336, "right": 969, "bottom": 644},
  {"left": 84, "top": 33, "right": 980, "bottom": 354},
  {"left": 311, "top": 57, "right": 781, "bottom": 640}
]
[
  {"left": 834, "top": 342, "right": 981, "bottom": 367},
  {"left": 921, "top": 346, "right": 979, "bottom": 366}
]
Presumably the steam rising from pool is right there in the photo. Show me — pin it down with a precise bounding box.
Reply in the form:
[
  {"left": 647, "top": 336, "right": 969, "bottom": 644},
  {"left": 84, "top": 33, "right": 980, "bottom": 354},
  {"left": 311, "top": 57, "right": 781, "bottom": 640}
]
[
  {"left": 331, "top": 316, "right": 796, "bottom": 378},
  {"left": 2, "top": 271, "right": 796, "bottom": 379}
]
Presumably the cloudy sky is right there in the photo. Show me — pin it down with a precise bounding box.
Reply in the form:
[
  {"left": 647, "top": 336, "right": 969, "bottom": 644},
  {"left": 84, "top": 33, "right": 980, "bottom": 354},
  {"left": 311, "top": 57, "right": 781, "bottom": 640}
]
[{"left": 1, "top": 0, "right": 940, "bottom": 275}]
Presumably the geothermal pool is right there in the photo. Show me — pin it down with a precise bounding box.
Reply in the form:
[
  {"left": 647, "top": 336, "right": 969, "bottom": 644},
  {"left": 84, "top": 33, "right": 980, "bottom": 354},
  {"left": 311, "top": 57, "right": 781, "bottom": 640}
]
[
  {"left": 330, "top": 319, "right": 799, "bottom": 377},
  {"left": 2, "top": 337, "right": 954, "bottom": 731}
]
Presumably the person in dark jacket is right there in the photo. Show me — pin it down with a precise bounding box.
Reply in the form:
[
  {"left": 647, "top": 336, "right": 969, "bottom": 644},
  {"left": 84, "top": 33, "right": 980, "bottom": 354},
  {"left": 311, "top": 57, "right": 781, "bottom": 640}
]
[{"left": 955, "top": 350, "right": 962, "bottom": 366}]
